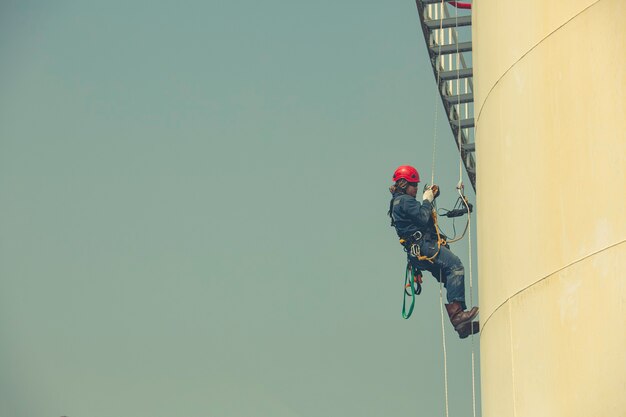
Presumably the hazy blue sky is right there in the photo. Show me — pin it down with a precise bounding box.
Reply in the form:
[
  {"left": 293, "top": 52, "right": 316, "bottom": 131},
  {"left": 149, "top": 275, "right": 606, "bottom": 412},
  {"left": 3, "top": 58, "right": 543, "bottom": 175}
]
[{"left": 0, "top": 1, "right": 480, "bottom": 416}]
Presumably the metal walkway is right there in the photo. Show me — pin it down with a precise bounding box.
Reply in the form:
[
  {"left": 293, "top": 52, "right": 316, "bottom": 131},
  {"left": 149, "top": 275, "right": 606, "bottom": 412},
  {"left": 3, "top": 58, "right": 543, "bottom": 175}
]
[{"left": 414, "top": 0, "right": 476, "bottom": 191}]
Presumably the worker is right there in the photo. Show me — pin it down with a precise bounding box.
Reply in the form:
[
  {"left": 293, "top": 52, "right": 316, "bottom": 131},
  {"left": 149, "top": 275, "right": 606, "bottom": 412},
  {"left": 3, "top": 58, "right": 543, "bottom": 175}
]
[{"left": 388, "top": 165, "right": 478, "bottom": 339}]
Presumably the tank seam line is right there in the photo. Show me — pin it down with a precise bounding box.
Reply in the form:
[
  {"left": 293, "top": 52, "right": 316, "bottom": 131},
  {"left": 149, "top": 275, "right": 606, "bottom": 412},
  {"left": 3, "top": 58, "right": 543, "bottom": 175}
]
[
  {"left": 481, "top": 238, "right": 626, "bottom": 333},
  {"left": 475, "top": 0, "right": 603, "bottom": 125}
]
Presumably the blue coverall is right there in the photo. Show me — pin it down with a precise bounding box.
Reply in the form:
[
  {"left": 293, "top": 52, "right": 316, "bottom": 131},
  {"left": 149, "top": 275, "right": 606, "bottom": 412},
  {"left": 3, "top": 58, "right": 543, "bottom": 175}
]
[{"left": 390, "top": 191, "right": 468, "bottom": 309}]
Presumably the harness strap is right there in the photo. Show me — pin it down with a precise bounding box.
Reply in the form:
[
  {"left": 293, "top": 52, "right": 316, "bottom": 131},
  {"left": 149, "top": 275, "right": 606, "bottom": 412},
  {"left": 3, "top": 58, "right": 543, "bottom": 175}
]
[
  {"left": 388, "top": 197, "right": 396, "bottom": 227},
  {"left": 402, "top": 262, "right": 422, "bottom": 319},
  {"left": 414, "top": 210, "right": 447, "bottom": 264}
]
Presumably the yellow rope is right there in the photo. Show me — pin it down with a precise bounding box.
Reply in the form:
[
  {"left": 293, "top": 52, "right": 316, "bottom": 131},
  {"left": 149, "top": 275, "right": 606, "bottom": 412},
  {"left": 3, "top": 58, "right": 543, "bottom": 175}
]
[{"left": 415, "top": 209, "right": 447, "bottom": 264}]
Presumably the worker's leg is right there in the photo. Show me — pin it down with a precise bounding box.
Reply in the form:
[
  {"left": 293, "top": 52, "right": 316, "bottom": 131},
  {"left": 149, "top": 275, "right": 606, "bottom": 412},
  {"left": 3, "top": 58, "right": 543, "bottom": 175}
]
[
  {"left": 410, "top": 249, "right": 478, "bottom": 338},
  {"left": 431, "top": 245, "right": 467, "bottom": 309},
  {"left": 432, "top": 246, "right": 479, "bottom": 335}
]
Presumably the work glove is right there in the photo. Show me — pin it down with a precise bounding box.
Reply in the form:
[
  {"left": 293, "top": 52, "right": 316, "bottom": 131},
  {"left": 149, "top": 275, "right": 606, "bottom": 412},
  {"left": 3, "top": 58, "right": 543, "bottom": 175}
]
[
  {"left": 423, "top": 189, "right": 434, "bottom": 202},
  {"left": 423, "top": 184, "right": 440, "bottom": 202}
]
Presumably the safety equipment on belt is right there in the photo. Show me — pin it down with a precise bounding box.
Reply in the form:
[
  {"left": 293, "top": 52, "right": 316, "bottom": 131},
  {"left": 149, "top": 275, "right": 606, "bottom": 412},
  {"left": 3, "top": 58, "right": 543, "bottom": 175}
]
[
  {"left": 442, "top": 197, "right": 473, "bottom": 218},
  {"left": 393, "top": 165, "right": 420, "bottom": 183},
  {"left": 399, "top": 230, "right": 422, "bottom": 247},
  {"left": 402, "top": 262, "right": 423, "bottom": 319}
]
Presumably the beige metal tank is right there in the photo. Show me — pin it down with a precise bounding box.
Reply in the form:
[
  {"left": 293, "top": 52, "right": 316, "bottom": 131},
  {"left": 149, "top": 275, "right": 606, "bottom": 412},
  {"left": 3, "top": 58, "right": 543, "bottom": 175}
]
[{"left": 473, "top": 0, "right": 626, "bottom": 416}]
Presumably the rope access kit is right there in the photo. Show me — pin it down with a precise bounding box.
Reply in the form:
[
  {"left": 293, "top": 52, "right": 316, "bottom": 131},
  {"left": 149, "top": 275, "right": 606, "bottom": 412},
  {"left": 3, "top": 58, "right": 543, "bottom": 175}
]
[{"left": 399, "top": 190, "right": 472, "bottom": 319}]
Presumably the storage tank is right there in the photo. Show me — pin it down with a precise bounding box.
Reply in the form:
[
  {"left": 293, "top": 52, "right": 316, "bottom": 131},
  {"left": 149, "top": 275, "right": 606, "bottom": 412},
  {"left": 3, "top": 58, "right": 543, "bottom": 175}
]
[{"left": 474, "top": 0, "right": 626, "bottom": 416}]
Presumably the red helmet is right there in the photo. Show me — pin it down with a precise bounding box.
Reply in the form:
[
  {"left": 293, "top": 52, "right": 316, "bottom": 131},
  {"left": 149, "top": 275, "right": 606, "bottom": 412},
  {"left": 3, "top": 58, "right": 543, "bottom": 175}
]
[{"left": 393, "top": 165, "right": 420, "bottom": 183}]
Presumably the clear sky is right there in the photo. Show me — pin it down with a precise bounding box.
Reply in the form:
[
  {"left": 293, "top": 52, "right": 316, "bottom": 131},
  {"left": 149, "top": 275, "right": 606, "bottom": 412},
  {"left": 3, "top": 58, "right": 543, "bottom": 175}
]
[{"left": 0, "top": 1, "right": 480, "bottom": 416}]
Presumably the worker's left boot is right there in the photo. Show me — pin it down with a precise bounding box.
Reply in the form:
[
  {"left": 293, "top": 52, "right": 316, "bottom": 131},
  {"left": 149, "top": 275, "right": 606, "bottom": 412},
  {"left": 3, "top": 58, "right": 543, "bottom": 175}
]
[
  {"left": 445, "top": 302, "right": 479, "bottom": 328},
  {"left": 456, "top": 321, "right": 480, "bottom": 339}
]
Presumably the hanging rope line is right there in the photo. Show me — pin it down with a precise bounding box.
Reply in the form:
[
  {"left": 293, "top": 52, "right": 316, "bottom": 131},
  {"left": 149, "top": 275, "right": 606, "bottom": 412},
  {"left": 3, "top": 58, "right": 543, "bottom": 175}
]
[
  {"left": 405, "top": 4, "right": 479, "bottom": 417},
  {"left": 443, "top": 0, "right": 472, "bottom": 246},
  {"left": 466, "top": 193, "right": 477, "bottom": 417},
  {"left": 432, "top": 3, "right": 449, "bottom": 416},
  {"left": 420, "top": 2, "right": 477, "bottom": 416},
  {"left": 439, "top": 278, "right": 450, "bottom": 417},
  {"left": 430, "top": 0, "right": 447, "bottom": 186},
  {"left": 453, "top": 3, "right": 478, "bottom": 416},
  {"left": 456, "top": 7, "right": 464, "bottom": 190}
]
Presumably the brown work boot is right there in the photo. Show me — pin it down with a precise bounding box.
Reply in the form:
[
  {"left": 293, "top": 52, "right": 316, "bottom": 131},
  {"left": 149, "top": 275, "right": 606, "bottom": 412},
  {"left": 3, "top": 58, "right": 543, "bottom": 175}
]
[
  {"left": 456, "top": 321, "right": 480, "bottom": 339},
  {"left": 445, "top": 302, "right": 479, "bottom": 328}
]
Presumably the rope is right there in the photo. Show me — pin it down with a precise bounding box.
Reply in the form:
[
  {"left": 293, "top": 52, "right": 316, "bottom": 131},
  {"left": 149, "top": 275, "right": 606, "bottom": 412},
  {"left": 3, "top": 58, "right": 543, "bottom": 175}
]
[
  {"left": 428, "top": 3, "right": 480, "bottom": 417},
  {"left": 444, "top": 0, "right": 471, "bottom": 246},
  {"left": 445, "top": 193, "right": 469, "bottom": 245},
  {"left": 413, "top": 210, "right": 447, "bottom": 263},
  {"left": 453, "top": 4, "right": 478, "bottom": 416},
  {"left": 455, "top": 0, "right": 463, "bottom": 181},
  {"left": 431, "top": 5, "right": 448, "bottom": 414},
  {"left": 467, "top": 197, "right": 477, "bottom": 417},
  {"left": 439, "top": 277, "right": 450, "bottom": 417},
  {"left": 431, "top": 0, "right": 446, "bottom": 186}
]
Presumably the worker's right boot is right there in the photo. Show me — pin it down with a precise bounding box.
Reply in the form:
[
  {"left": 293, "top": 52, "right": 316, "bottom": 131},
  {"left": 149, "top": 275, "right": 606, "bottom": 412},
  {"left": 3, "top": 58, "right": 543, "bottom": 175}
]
[
  {"left": 456, "top": 321, "right": 480, "bottom": 339},
  {"left": 445, "top": 302, "right": 479, "bottom": 328}
]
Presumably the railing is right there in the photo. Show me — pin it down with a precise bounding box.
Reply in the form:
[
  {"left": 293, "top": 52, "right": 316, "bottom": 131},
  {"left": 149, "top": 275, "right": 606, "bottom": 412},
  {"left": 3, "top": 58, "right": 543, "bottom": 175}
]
[{"left": 415, "top": 0, "right": 476, "bottom": 191}]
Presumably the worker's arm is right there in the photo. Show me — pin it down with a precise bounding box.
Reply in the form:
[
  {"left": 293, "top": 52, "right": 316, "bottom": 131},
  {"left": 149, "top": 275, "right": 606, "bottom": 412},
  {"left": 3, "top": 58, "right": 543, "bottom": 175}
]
[{"left": 402, "top": 196, "right": 433, "bottom": 226}]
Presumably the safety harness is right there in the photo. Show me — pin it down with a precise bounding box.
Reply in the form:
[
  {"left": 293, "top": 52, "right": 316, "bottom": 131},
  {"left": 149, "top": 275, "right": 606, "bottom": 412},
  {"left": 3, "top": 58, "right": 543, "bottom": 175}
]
[{"left": 389, "top": 194, "right": 448, "bottom": 264}]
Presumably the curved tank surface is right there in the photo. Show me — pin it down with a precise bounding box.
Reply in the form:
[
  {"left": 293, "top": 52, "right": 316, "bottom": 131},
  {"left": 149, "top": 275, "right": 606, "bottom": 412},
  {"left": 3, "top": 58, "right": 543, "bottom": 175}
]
[{"left": 474, "top": 0, "right": 626, "bottom": 416}]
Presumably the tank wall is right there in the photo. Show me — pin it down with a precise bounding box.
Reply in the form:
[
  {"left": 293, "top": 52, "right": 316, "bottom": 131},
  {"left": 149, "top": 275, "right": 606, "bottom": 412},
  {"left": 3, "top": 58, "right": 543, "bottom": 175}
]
[{"left": 474, "top": 0, "right": 626, "bottom": 416}]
